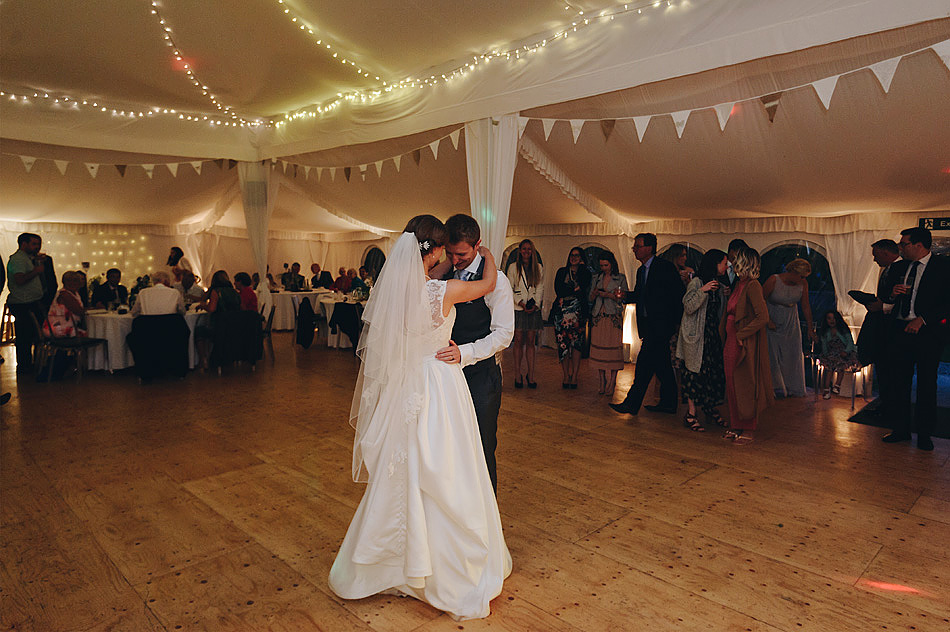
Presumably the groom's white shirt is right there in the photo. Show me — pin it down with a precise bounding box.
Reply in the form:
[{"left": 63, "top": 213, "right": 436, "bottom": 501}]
[{"left": 456, "top": 253, "right": 515, "bottom": 368}]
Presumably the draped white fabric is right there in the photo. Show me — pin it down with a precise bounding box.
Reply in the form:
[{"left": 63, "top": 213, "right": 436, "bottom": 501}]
[
  {"left": 238, "top": 162, "right": 279, "bottom": 312},
  {"left": 464, "top": 116, "right": 519, "bottom": 257},
  {"left": 824, "top": 229, "right": 896, "bottom": 328}
]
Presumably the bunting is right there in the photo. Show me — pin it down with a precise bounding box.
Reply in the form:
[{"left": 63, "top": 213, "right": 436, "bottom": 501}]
[
  {"left": 19, "top": 156, "right": 37, "bottom": 172},
  {"left": 54, "top": 160, "right": 69, "bottom": 175},
  {"left": 429, "top": 139, "right": 440, "bottom": 160},
  {"left": 670, "top": 110, "right": 691, "bottom": 139},
  {"left": 190, "top": 161, "right": 203, "bottom": 175},
  {"left": 167, "top": 163, "right": 179, "bottom": 177},
  {"left": 142, "top": 164, "right": 155, "bottom": 179},
  {"left": 812, "top": 76, "right": 839, "bottom": 110},
  {"left": 84, "top": 163, "right": 99, "bottom": 178},
  {"left": 569, "top": 120, "right": 584, "bottom": 143}
]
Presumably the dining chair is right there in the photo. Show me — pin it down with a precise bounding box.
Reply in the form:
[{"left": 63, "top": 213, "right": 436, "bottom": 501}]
[{"left": 30, "top": 313, "right": 108, "bottom": 382}]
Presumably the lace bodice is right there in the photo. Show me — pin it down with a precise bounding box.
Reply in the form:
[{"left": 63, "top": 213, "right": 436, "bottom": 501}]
[{"left": 421, "top": 279, "right": 456, "bottom": 356}]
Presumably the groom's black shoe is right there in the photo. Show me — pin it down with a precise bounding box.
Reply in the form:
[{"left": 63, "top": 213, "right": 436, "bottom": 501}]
[
  {"left": 609, "top": 402, "right": 636, "bottom": 415},
  {"left": 882, "top": 431, "right": 911, "bottom": 443},
  {"left": 645, "top": 403, "right": 677, "bottom": 414}
]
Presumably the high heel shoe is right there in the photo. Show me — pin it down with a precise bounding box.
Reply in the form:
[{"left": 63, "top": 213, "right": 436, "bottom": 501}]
[
  {"left": 515, "top": 378, "right": 523, "bottom": 389},
  {"left": 527, "top": 380, "right": 537, "bottom": 389}
]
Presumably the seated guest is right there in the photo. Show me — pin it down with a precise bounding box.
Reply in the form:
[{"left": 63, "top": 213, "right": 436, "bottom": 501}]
[
  {"left": 43, "top": 271, "right": 86, "bottom": 338},
  {"left": 195, "top": 270, "right": 242, "bottom": 369},
  {"left": 266, "top": 272, "right": 279, "bottom": 291},
  {"left": 76, "top": 270, "right": 89, "bottom": 306},
  {"left": 310, "top": 263, "right": 324, "bottom": 289},
  {"left": 91, "top": 268, "right": 128, "bottom": 309},
  {"left": 350, "top": 268, "right": 367, "bottom": 292},
  {"left": 313, "top": 265, "right": 334, "bottom": 289},
  {"left": 358, "top": 265, "right": 373, "bottom": 289},
  {"left": 252, "top": 272, "right": 261, "bottom": 290},
  {"left": 132, "top": 270, "right": 184, "bottom": 316},
  {"left": 281, "top": 262, "right": 306, "bottom": 291},
  {"left": 173, "top": 269, "right": 205, "bottom": 304},
  {"left": 332, "top": 266, "right": 352, "bottom": 293},
  {"left": 234, "top": 272, "right": 258, "bottom": 311}
]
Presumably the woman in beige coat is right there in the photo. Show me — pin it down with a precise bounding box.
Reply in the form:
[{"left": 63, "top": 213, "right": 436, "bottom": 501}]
[{"left": 721, "top": 248, "right": 774, "bottom": 444}]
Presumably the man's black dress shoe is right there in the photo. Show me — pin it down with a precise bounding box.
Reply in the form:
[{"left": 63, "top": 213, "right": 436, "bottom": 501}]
[
  {"left": 917, "top": 436, "right": 934, "bottom": 451},
  {"left": 609, "top": 402, "right": 635, "bottom": 415},
  {"left": 645, "top": 404, "right": 677, "bottom": 414},
  {"left": 881, "top": 432, "right": 911, "bottom": 443}
]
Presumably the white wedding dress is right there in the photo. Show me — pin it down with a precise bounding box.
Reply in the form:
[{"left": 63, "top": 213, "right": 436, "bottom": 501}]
[{"left": 329, "top": 279, "right": 511, "bottom": 620}]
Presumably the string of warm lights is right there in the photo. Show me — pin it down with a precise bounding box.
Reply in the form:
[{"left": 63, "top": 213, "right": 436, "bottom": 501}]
[
  {"left": 273, "top": 0, "right": 384, "bottom": 82},
  {"left": 147, "top": 1, "right": 265, "bottom": 127},
  {"left": 276, "top": 0, "right": 685, "bottom": 126},
  {"left": 0, "top": 86, "right": 267, "bottom": 128}
]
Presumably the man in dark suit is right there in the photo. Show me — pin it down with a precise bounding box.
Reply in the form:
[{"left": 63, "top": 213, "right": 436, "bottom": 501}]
[
  {"left": 91, "top": 268, "right": 129, "bottom": 308},
  {"left": 610, "top": 233, "right": 685, "bottom": 416},
  {"left": 881, "top": 227, "right": 950, "bottom": 451},
  {"left": 854, "top": 240, "right": 900, "bottom": 411}
]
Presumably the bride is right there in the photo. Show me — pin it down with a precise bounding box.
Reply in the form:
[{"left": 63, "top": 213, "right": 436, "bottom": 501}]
[{"left": 329, "top": 215, "right": 512, "bottom": 620}]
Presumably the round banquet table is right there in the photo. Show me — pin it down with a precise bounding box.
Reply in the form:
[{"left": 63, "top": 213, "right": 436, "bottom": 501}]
[
  {"left": 272, "top": 291, "right": 325, "bottom": 330},
  {"left": 85, "top": 310, "right": 201, "bottom": 371},
  {"left": 318, "top": 295, "right": 365, "bottom": 349}
]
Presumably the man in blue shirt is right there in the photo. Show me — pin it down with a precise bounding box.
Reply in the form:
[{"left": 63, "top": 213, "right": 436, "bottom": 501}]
[{"left": 6, "top": 232, "right": 48, "bottom": 373}]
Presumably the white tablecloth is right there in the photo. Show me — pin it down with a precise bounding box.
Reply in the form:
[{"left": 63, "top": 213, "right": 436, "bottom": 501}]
[
  {"left": 272, "top": 291, "right": 326, "bottom": 330},
  {"left": 85, "top": 311, "right": 201, "bottom": 371}
]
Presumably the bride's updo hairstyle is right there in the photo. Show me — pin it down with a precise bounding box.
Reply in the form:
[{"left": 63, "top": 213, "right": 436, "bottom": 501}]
[{"left": 403, "top": 214, "right": 447, "bottom": 258}]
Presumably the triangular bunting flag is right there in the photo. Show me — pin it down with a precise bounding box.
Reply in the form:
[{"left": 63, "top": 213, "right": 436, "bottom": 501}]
[
  {"left": 329, "top": 167, "right": 336, "bottom": 181},
  {"left": 429, "top": 139, "right": 440, "bottom": 160},
  {"left": 569, "top": 120, "right": 584, "bottom": 143},
  {"left": 304, "top": 166, "right": 312, "bottom": 180},
  {"left": 713, "top": 102, "right": 734, "bottom": 131},
  {"left": 190, "top": 161, "right": 203, "bottom": 175},
  {"left": 449, "top": 129, "right": 461, "bottom": 150},
  {"left": 142, "top": 164, "right": 155, "bottom": 179},
  {"left": 228, "top": 159, "right": 237, "bottom": 170},
  {"left": 281, "top": 161, "right": 288, "bottom": 174},
  {"left": 869, "top": 57, "right": 900, "bottom": 93},
  {"left": 518, "top": 117, "right": 529, "bottom": 138},
  {"left": 541, "top": 118, "right": 556, "bottom": 141},
  {"left": 374, "top": 160, "right": 383, "bottom": 176},
  {"left": 812, "top": 76, "right": 839, "bottom": 110},
  {"left": 633, "top": 116, "right": 651, "bottom": 142},
  {"left": 359, "top": 165, "right": 368, "bottom": 181},
  {"left": 54, "top": 160, "right": 69, "bottom": 175},
  {"left": 167, "top": 163, "right": 179, "bottom": 177},
  {"left": 412, "top": 149, "right": 421, "bottom": 166},
  {"left": 116, "top": 164, "right": 127, "bottom": 177},
  {"left": 600, "top": 120, "right": 616, "bottom": 142},
  {"left": 760, "top": 92, "right": 782, "bottom": 123},
  {"left": 344, "top": 166, "right": 351, "bottom": 182},
  {"left": 670, "top": 110, "right": 691, "bottom": 139},
  {"left": 933, "top": 40, "right": 950, "bottom": 72},
  {"left": 19, "top": 156, "right": 37, "bottom": 172},
  {"left": 393, "top": 155, "right": 402, "bottom": 172},
  {"left": 316, "top": 167, "right": 323, "bottom": 181},
  {"left": 84, "top": 163, "right": 100, "bottom": 178},
  {"left": 214, "top": 159, "right": 225, "bottom": 170}
]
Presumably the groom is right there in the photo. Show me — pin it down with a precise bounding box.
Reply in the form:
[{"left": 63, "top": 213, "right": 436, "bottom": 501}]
[{"left": 435, "top": 214, "right": 514, "bottom": 492}]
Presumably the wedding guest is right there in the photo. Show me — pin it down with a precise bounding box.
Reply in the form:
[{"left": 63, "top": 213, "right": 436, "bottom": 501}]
[
  {"left": 725, "top": 238, "right": 749, "bottom": 289},
  {"left": 668, "top": 243, "right": 695, "bottom": 287},
  {"left": 91, "top": 268, "right": 129, "bottom": 309},
  {"left": 281, "top": 262, "right": 306, "bottom": 291},
  {"left": 311, "top": 263, "right": 334, "bottom": 289},
  {"left": 76, "top": 270, "right": 89, "bottom": 306},
  {"left": 552, "top": 247, "right": 592, "bottom": 389},
  {"left": 0, "top": 260, "right": 8, "bottom": 403},
  {"left": 252, "top": 272, "right": 261, "bottom": 290},
  {"left": 507, "top": 239, "right": 544, "bottom": 388},
  {"left": 358, "top": 266, "right": 373, "bottom": 288},
  {"left": 589, "top": 251, "right": 627, "bottom": 396},
  {"left": 817, "top": 310, "right": 859, "bottom": 399},
  {"left": 332, "top": 266, "right": 352, "bottom": 293},
  {"left": 132, "top": 270, "right": 184, "bottom": 316},
  {"left": 173, "top": 269, "right": 205, "bottom": 304},
  {"left": 43, "top": 270, "right": 86, "bottom": 337},
  {"left": 763, "top": 257, "right": 815, "bottom": 398},
  {"left": 195, "top": 270, "right": 241, "bottom": 368},
  {"left": 40, "top": 250, "right": 58, "bottom": 314},
  {"left": 722, "top": 248, "right": 773, "bottom": 444},
  {"left": 7, "top": 233, "right": 49, "bottom": 372},
  {"left": 234, "top": 272, "right": 258, "bottom": 311},
  {"left": 167, "top": 246, "right": 192, "bottom": 283},
  {"left": 676, "top": 249, "right": 729, "bottom": 431}
]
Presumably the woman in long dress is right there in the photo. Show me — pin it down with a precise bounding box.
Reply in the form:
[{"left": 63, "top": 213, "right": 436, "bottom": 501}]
[
  {"left": 588, "top": 251, "right": 627, "bottom": 396},
  {"left": 722, "top": 248, "right": 773, "bottom": 445},
  {"left": 552, "top": 247, "right": 591, "bottom": 389},
  {"left": 329, "top": 215, "right": 511, "bottom": 621},
  {"left": 763, "top": 257, "right": 815, "bottom": 398}
]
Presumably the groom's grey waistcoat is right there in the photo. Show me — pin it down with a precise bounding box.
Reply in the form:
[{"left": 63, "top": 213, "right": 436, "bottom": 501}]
[{"left": 446, "top": 257, "right": 492, "bottom": 349}]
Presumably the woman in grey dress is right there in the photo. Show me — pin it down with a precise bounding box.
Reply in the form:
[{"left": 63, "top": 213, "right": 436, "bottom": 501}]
[{"left": 762, "top": 258, "right": 815, "bottom": 398}]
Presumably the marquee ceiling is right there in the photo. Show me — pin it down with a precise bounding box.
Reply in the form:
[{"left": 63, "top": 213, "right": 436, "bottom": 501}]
[{"left": 1, "top": 1, "right": 949, "bottom": 233}]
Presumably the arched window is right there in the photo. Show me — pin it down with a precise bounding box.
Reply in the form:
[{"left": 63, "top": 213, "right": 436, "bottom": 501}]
[
  {"left": 659, "top": 242, "right": 704, "bottom": 277},
  {"left": 362, "top": 247, "right": 386, "bottom": 280},
  {"left": 760, "top": 241, "right": 836, "bottom": 319}
]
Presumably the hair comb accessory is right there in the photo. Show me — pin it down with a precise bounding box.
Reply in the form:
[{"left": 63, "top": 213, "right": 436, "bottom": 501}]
[{"left": 419, "top": 240, "right": 430, "bottom": 251}]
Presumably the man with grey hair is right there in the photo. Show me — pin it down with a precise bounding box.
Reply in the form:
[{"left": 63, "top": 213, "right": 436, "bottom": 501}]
[{"left": 132, "top": 270, "right": 184, "bottom": 316}]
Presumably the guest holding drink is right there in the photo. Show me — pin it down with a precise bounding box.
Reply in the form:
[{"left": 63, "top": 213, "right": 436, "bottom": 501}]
[
  {"left": 676, "top": 250, "right": 729, "bottom": 431},
  {"left": 552, "top": 247, "right": 592, "bottom": 389},
  {"left": 589, "top": 252, "right": 627, "bottom": 396}
]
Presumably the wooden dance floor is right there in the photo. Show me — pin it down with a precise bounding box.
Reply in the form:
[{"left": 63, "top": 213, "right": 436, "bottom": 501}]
[{"left": 2, "top": 334, "right": 948, "bottom": 631}]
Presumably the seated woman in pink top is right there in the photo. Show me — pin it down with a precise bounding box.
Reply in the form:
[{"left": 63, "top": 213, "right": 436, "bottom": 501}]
[
  {"left": 234, "top": 272, "right": 259, "bottom": 311},
  {"left": 43, "top": 271, "right": 86, "bottom": 338}
]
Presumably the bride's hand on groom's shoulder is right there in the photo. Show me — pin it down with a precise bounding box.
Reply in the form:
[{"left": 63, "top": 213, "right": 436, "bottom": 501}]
[
  {"left": 478, "top": 246, "right": 495, "bottom": 266},
  {"left": 435, "top": 340, "right": 461, "bottom": 364}
]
